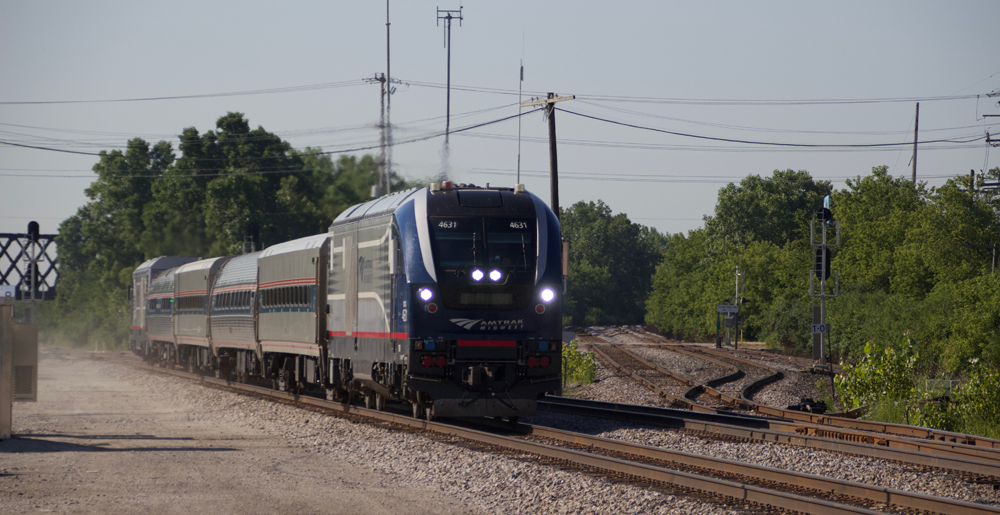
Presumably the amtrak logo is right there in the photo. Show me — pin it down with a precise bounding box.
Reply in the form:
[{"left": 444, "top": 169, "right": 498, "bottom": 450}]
[
  {"left": 451, "top": 318, "right": 482, "bottom": 330},
  {"left": 451, "top": 318, "right": 525, "bottom": 331}
]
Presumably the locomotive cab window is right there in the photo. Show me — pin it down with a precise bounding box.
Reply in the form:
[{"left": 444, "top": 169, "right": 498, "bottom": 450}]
[{"left": 429, "top": 216, "right": 538, "bottom": 310}]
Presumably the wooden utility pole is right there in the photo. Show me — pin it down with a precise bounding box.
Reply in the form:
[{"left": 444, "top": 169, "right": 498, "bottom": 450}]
[
  {"left": 912, "top": 102, "right": 919, "bottom": 184},
  {"left": 520, "top": 93, "right": 575, "bottom": 219}
]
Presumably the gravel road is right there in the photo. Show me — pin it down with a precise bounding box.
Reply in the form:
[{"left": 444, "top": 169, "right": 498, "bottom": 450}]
[{"left": 1, "top": 347, "right": 744, "bottom": 515}]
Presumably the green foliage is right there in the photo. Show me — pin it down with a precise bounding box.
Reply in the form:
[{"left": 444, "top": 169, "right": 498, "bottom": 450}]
[
  {"left": 705, "top": 169, "right": 832, "bottom": 251},
  {"left": 560, "top": 200, "right": 668, "bottom": 326},
  {"left": 834, "top": 335, "right": 918, "bottom": 409},
  {"left": 951, "top": 360, "right": 1000, "bottom": 433},
  {"left": 45, "top": 113, "right": 417, "bottom": 349},
  {"left": 562, "top": 340, "right": 597, "bottom": 386}
]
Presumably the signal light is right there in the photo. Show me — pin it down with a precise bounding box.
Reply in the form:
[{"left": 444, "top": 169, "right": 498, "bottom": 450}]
[
  {"left": 540, "top": 357, "right": 551, "bottom": 368},
  {"left": 540, "top": 288, "right": 555, "bottom": 302},
  {"left": 471, "top": 269, "right": 484, "bottom": 282},
  {"left": 419, "top": 288, "right": 433, "bottom": 301},
  {"left": 435, "top": 356, "right": 446, "bottom": 367},
  {"left": 489, "top": 269, "right": 502, "bottom": 282},
  {"left": 421, "top": 356, "right": 434, "bottom": 367},
  {"left": 427, "top": 303, "right": 438, "bottom": 314},
  {"left": 526, "top": 357, "right": 537, "bottom": 368}
]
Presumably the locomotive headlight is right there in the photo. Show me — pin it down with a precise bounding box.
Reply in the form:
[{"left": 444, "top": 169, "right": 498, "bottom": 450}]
[
  {"left": 489, "top": 269, "right": 502, "bottom": 282},
  {"left": 540, "top": 288, "right": 555, "bottom": 303},
  {"left": 471, "top": 269, "right": 484, "bottom": 282},
  {"left": 418, "top": 288, "right": 433, "bottom": 301}
]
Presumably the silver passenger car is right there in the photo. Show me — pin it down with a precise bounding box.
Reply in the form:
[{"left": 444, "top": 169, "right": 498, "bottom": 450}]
[
  {"left": 257, "top": 234, "right": 329, "bottom": 360},
  {"left": 174, "top": 257, "right": 230, "bottom": 371},
  {"left": 130, "top": 256, "right": 197, "bottom": 356}
]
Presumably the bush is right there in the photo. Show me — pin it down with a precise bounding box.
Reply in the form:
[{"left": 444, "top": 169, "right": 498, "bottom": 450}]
[
  {"left": 562, "top": 340, "right": 597, "bottom": 387},
  {"left": 834, "top": 334, "right": 917, "bottom": 409},
  {"left": 951, "top": 359, "right": 1000, "bottom": 437}
]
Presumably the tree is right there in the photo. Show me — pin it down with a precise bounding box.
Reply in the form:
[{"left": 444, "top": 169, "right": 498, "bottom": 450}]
[
  {"left": 46, "top": 112, "right": 411, "bottom": 348},
  {"left": 832, "top": 166, "right": 925, "bottom": 293},
  {"left": 561, "top": 200, "right": 668, "bottom": 326},
  {"left": 705, "top": 169, "right": 832, "bottom": 251}
]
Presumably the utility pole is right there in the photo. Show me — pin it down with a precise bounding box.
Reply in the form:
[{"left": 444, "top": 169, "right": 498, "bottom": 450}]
[
  {"left": 912, "top": 102, "right": 919, "bottom": 184},
  {"left": 385, "top": 0, "right": 392, "bottom": 195},
  {"left": 437, "top": 6, "right": 463, "bottom": 141},
  {"left": 363, "top": 2, "right": 401, "bottom": 198},
  {"left": 520, "top": 93, "right": 575, "bottom": 219}
]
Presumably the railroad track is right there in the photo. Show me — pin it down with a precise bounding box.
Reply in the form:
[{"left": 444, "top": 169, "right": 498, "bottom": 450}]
[
  {"left": 90, "top": 352, "right": 1000, "bottom": 515},
  {"left": 540, "top": 396, "right": 1000, "bottom": 481},
  {"left": 678, "top": 343, "right": 1000, "bottom": 457},
  {"left": 581, "top": 329, "right": 1000, "bottom": 467},
  {"left": 612, "top": 325, "right": 1000, "bottom": 456}
]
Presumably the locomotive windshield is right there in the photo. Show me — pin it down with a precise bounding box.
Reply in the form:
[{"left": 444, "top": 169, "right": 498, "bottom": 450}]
[
  {"left": 430, "top": 217, "right": 536, "bottom": 272},
  {"left": 429, "top": 217, "right": 537, "bottom": 309}
]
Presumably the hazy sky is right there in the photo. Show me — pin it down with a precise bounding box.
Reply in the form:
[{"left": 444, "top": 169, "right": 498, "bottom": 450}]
[{"left": 2, "top": 1, "right": 998, "bottom": 239}]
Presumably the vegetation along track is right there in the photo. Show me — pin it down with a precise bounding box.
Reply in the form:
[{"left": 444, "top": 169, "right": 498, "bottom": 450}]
[{"left": 93, "top": 352, "right": 999, "bottom": 515}]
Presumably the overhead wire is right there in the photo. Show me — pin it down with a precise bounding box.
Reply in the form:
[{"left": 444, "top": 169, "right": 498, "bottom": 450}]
[
  {"left": 0, "top": 79, "right": 369, "bottom": 105},
  {"left": 555, "top": 107, "right": 986, "bottom": 149},
  {"left": 576, "top": 99, "right": 994, "bottom": 136},
  {"left": 0, "top": 108, "right": 544, "bottom": 177}
]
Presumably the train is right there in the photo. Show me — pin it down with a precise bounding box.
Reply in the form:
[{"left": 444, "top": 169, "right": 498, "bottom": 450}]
[{"left": 129, "top": 182, "right": 564, "bottom": 420}]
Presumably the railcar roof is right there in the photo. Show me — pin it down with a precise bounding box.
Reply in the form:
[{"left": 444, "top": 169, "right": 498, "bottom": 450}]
[
  {"left": 259, "top": 233, "right": 329, "bottom": 258},
  {"left": 175, "top": 256, "right": 224, "bottom": 274},
  {"left": 133, "top": 256, "right": 199, "bottom": 274},
  {"left": 330, "top": 187, "right": 422, "bottom": 228}
]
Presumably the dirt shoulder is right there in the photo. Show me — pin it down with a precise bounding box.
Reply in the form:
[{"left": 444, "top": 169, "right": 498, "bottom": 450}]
[{"left": 0, "top": 346, "right": 471, "bottom": 515}]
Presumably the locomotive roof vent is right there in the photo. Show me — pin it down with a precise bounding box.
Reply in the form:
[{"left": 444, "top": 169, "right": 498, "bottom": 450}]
[{"left": 457, "top": 189, "right": 503, "bottom": 207}]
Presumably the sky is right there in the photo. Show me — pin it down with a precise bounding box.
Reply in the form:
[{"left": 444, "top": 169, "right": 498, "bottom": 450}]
[{"left": 1, "top": 1, "right": 998, "bottom": 240}]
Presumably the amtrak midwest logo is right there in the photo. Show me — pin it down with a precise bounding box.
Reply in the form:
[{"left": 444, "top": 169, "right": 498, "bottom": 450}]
[{"left": 450, "top": 318, "right": 526, "bottom": 331}]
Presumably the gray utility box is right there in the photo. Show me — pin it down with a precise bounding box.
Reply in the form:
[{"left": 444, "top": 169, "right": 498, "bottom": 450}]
[
  {"left": 12, "top": 323, "right": 38, "bottom": 402},
  {"left": 2, "top": 297, "right": 38, "bottom": 440}
]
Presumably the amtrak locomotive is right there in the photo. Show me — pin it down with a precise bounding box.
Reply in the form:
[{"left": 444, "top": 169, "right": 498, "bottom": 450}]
[{"left": 130, "top": 182, "right": 563, "bottom": 420}]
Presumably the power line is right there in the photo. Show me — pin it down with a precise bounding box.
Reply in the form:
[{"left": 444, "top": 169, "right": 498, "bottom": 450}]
[
  {"left": 404, "top": 79, "right": 985, "bottom": 105},
  {"left": 470, "top": 166, "right": 963, "bottom": 183},
  {"left": 556, "top": 108, "right": 986, "bottom": 149},
  {"left": 0, "top": 102, "right": 518, "bottom": 150},
  {"left": 575, "top": 99, "right": 996, "bottom": 136},
  {"left": 0, "top": 79, "right": 369, "bottom": 105},
  {"left": 0, "top": 108, "right": 543, "bottom": 175},
  {"left": 458, "top": 130, "right": 981, "bottom": 153}
]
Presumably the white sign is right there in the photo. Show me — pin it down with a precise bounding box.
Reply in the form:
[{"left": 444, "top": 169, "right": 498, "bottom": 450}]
[
  {"left": 716, "top": 304, "right": 739, "bottom": 314},
  {"left": 811, "top": 323, "right": 831, "bottom": 335},
  {"left": 0, "top": 285, "right": 15, "bottom": 298}
]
